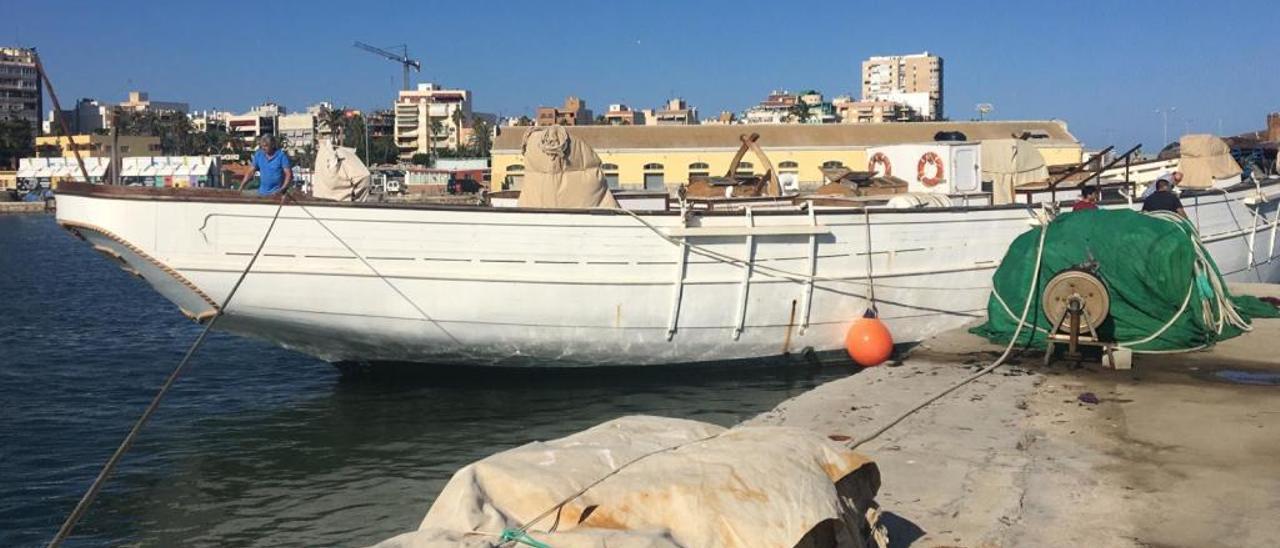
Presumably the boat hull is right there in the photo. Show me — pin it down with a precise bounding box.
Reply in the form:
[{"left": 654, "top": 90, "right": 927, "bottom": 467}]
[{"left": 54, "top": 183, "right": 1280, "bottom": 367}]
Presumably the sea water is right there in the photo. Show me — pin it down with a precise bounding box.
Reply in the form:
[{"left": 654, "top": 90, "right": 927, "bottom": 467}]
[{"left": 0, "top": 214, "right": 848, "bottom": 547}]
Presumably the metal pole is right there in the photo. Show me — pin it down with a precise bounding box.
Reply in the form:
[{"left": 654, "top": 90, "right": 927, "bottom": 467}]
[{"left": 33, "top": 54, "right": 92, "bottom": 184}]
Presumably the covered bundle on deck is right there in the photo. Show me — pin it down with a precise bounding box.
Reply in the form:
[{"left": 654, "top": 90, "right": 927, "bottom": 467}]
[
  {"left": 311, "top": 140, "right": 370, "bottom": 201},
  {"left": 971, "top": 209, "right": 1278, "bottom": 352},
  {"left": 981, "top": 138, "right": 1049, "bottom": 205},
  {"left": 517, "top": 125, "right": 619, "bottom": 209}
]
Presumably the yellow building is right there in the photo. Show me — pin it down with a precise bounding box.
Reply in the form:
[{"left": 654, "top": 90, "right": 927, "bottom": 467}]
[
  {"left": 35, "top": 134, "right": 162, "bottom": 158},
  {"left": 491, "top": 121, "right": 1082, "bottom": 191}
]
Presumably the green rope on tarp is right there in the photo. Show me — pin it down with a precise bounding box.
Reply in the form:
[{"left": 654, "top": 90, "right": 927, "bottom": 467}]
[{"left": 500, "top": 528, "right": 551, "bottom": 548}]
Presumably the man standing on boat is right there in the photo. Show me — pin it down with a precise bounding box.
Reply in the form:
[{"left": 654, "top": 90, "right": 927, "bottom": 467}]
[
  {"left": 1072, "top": 186, "right": 1099, "bottom": 211},
  {"left": 238, "top": 135, "right": 292, "bottom": 196},
  {"left": 1142, "top": 175, "right": 1186, "bottom": 217}
]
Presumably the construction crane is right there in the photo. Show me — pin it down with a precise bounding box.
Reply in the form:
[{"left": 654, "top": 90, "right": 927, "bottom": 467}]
[{"left": 353, "top": 41, "right": 421, "bottom": 91}]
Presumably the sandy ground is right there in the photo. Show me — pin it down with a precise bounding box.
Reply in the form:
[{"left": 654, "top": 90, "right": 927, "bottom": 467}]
[{"left": 746, "top": 283, "right": 1280, "bottom": 548}]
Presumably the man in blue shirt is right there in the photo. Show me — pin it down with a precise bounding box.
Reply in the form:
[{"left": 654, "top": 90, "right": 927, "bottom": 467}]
[{"left": 238, "top": 135, "right": 292, "bottom": 196}]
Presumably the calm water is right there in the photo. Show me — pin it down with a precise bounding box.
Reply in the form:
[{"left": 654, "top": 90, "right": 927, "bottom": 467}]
[{"left": 0, "top": 214, "right": 850, "bottom": 547}]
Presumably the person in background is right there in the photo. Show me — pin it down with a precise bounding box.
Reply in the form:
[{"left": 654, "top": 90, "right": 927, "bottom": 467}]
[
  {"left": 1141, "top": 175, "right": 1186, "bottom": 217},
  {"left": 1072, "top": 186, "right": 1099, "bottom": 211},
  {"left": 238, "top": 135, "right": 292, "bottom": 196}
]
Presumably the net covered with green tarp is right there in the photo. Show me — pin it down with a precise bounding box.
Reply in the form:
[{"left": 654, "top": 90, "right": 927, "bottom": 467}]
[{"left": 970, "top": 208, "right": 1278, "bottom": 352}]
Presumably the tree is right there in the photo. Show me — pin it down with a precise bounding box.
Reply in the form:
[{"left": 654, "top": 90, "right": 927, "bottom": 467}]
[
  {"left": 0, "top": 119, "right": 35, "bottom": 169},
  {"left": 318, "top": 105, "right": 347, "bottom": 143},
  {"left": 470, "top": 118, "right": 493, "bottom": 158},
  {"left": 410, "top": 152, "right": 431, "bottom": 167},
  {"left": 515, "top": 115, "right": 533, "bottom": 127},
  {"left": 788, "top": 103, "right": 811, "bottom": 124}
]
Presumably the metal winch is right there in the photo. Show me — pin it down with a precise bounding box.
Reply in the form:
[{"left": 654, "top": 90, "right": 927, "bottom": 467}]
[{"left": 1041, "top": 267, "right": 1131, "bottom": 369}]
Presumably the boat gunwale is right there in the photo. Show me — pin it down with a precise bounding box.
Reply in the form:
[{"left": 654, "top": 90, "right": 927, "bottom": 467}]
[{"left": 52, "top": 179, "right": 1279, "bottom": 217}]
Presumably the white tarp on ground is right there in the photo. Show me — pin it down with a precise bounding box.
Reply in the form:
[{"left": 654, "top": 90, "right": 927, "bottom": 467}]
[
  {"left": 372, "top": 416, "right": 883, "bottom": 548},
  {"left": 517, "top": 125, "right": 619, "bottom": 209},
  {"left": 1178, "top": 134, "right": 1242, "bottom": 189},
  {"left": 311, "top": 140, "right": 370, "bottom": 201},
  {"left": 981, "top": 139, "right": 1049, "bottom": 205}
]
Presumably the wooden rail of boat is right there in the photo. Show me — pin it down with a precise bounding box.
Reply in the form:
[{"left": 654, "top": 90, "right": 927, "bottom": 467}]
[{"left": 59, "top": 179, "right": 1274, "bottom": 218}]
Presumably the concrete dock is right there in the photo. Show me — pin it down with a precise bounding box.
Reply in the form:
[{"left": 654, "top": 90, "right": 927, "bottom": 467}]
[
  {"left": 746, "top": 283, "right": 1280, "bottom": 547},
  {"left": 0, "top": 201, "right": 47, "bottom": 214}
]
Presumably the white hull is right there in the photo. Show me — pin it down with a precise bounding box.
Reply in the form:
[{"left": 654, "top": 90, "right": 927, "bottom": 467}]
[{"left": 55, "top": 183, "right": 1280, "bottom": 367}]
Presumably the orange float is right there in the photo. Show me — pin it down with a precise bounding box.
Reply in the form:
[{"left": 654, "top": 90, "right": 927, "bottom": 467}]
[
  {"left": 845, "top": 311, "right": 894, "bottom": 367},
  {"left": 867, "top": 152, "right": 893, "bottom": 177},
  {"left": 916, "top": 152, "right": 944, "bottom": 187}
]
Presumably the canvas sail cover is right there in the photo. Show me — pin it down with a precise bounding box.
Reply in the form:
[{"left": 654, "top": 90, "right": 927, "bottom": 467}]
[
  {"left": 312, "top": 140, "right": 370, "bottom": 201},
  {"left": 371, "top": 416, "right": 884, "bottom": 548},
  {"left": 517, "top": 125, "right": 619, "bottom": 208},
  {"left": 981, "top": 139, "right": 1049, "bottom": 205},
  {"left": 1178, "top": 134, "right": 1241, "bottom": 188}
]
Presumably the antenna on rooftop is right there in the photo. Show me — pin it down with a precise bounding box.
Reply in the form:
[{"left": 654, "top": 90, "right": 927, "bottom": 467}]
[{"left": 975, "top": 103, "right": 993, "bottom": 121}]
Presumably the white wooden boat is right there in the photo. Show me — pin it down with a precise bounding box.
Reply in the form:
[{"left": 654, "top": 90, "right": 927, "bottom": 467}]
[{"left": 54, "top": 180, "right": 1280, "bottom": 367}]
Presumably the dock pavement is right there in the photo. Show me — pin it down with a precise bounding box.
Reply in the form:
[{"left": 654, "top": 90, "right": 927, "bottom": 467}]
[{"left": 746, "top": 282, "right": 1280, "bottom": 547}]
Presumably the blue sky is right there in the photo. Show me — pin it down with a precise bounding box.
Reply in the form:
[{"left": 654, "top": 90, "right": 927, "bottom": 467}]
[{"left": 8, "top": 0, "right": 1278, "bottom": 149}]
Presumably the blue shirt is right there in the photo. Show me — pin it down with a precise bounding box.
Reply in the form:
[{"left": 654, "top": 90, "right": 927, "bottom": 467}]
[{"left": 252, "top": 149, "right": 291, "bottom": 195}]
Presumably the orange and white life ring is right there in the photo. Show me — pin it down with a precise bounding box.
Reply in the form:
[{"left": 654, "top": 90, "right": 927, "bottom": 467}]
[
  {"left": 917, "top": 152, "right": 944, "bottom": 187},
  {"left": 868, "top": 152, "right": 892, "bottom": 177}
]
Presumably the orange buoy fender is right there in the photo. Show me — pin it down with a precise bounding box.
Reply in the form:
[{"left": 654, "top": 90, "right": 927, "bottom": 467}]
[
  {"left": 845, "top": 315, "right": 894, "bottom": 367},
  {"left": 868, "top": 152, "right": 893, "bottom": 177},
  {"left": 916, "top": 152, "right": 944, "bottom": 187}
]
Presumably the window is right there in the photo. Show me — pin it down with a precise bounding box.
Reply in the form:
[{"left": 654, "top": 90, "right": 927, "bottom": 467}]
[
  {"left": 642, "top": 164, "right": 664, "bottom": 190},
  {"left": 688, "top": 162, "right": 709, "bottom": 170},
  {"left": 601, "top": 163, "right": 620, "bottom": 189},
  {"left": 821, "top": 160, "right": 844, "bottom": 169},
  {"left": 735, "top": 161, "right": 753, "bottom": 175},
  {"left": 778, "top": 161, "right": 799, "bottom": 170},
  {"left": 507, "top": 164, "right": 524, "bottom": 172}
]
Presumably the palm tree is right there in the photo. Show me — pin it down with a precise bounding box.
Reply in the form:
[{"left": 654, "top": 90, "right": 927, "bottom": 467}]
[{"left": 318, "top": 106, "right": 347, "bottom": 143}]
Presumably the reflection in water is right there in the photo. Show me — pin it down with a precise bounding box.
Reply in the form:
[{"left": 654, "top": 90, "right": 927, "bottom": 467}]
[{"left": 0, "top": 215, "right": 851, "bottom": 547}]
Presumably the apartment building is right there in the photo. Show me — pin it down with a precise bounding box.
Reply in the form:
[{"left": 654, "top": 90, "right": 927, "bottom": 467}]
[
  {"left": 603, "top": 104, "right": 642, "bottom": 125},
  {"left": 225, "top": 102, "right": 283, "bottom": 145},
  {"left": 860, "top": 52, "right": 943, "bottom": 120},
  {"left": 645, "top": 97, "right": 698, "bottom": 126},
  {"left": 0, "top": 47, "right": 42, "bottom": 133},
  {"left": 536, "top": 96, "right": 592, "bottom": 126},
  {"left": 394, "top": 83, "right": 474, "bottom": 161}
]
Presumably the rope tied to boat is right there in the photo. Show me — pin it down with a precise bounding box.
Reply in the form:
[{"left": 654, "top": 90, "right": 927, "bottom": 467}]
[{"left": 48, "top": 192, "right": 290, "bottom": 548}]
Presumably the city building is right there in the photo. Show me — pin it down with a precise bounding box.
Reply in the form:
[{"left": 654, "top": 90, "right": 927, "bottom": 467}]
[
  {"left": 34, "top": 134, "right": 161, "bottom": 158},
  {"left": 536, "top": 96, "right": 592, "bottom": 126},
  {"left": 44, "top": 98, "right": 108, "bottom": 134},
  {"left": 189, "top": 109, "right": 231, "bottom": 133},
  {"left": 225, "top": 102, "right": 283, "bottom": 145},
  {"left": 603, "top": 104, "right": 643, "bottom": 125},
  {"left": 117, "top": 91, "right": 189, "bottom": 114},
  {"left": 0, "top": 47, "right": 42, "bottom": 134},
  {"left": 861, "top": 52, "right": 943, "bottom": 120},
  {"left": 277, "top": 102, "right": 332, "bottom": 153},
  {"left": 742, "top": 90, "right": 800, "bottom": 124},
  {"left": 491, "top": 121, "right": 1081, "bottom": 192},
  {"left": 833, "top": 96, "right": 920, "bottom": 124},
  {"left": 394, "top": 83, "right": 474, "bottom": 161},
  {"left": 644, "top": 98, "right": 699, "bottom": 126},
  {"left": 366, "top": 109, "right": 395, "bottom": 139}
]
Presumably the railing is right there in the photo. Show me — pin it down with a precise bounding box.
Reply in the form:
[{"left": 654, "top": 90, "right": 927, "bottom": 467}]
[{"left": 1022, "top": 144, "right": 1143, "bottom": 204}]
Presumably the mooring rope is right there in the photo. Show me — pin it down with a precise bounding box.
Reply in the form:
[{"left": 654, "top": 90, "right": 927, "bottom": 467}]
[
  {"left": 496, "top": 433, "right": 721, "bottom": 547},
  {"left": 47, "top": 193, "right": 288, "bottom": 548},
  {"left": 283, "top": 194, "right": 461, "bottom": 345},
  {"left": 849, "top": 214, "right": 1051, "bottom": 450}
]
